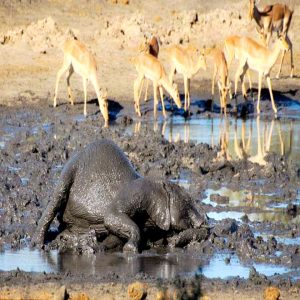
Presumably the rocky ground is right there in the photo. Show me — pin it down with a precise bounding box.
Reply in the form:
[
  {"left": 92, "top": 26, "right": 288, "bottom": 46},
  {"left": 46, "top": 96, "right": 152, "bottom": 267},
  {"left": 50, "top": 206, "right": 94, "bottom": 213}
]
[{"left": 0, "top": 0, "right": 300, "bottom": 299}]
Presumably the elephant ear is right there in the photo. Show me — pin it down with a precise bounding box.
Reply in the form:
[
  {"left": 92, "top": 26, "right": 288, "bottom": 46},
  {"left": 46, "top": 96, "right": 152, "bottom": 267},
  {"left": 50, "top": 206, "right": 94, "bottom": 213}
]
[{"left": 149, "top": 183, "right": 171, "bottom": 231}]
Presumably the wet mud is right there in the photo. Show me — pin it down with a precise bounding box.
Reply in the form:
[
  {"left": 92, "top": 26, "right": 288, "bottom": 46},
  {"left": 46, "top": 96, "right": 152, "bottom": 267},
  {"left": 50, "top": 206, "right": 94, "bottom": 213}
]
[{"left": 0, "top": 98, "right": 300, "bottom": 292}]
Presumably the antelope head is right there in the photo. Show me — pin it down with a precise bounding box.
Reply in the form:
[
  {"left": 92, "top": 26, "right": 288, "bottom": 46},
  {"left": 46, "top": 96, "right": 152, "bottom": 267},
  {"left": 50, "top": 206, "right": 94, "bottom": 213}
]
[
  {"left": 277, "top": 35, "right": 289, "bottom": 51},
  {"left": 138, "top": 37, "right": 150, "bottom": 53},
  {"left": 218, "top": 81, "right": 231, "bottom": 105},
  {"left": 172, "top": 83, "right": 182, "bottom": 109}
]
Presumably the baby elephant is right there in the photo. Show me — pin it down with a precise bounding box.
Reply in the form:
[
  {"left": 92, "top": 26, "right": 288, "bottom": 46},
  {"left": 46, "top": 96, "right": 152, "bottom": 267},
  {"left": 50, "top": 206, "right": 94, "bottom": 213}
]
[{"left": 32, "top": 139, "right": 206, "bottom": 252}]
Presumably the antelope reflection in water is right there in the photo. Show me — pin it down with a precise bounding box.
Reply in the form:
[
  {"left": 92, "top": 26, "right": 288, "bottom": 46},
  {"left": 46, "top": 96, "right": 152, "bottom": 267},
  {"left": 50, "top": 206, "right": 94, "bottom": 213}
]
[{"left": 132, "top": 116, "right": 294, "bottom": 165}]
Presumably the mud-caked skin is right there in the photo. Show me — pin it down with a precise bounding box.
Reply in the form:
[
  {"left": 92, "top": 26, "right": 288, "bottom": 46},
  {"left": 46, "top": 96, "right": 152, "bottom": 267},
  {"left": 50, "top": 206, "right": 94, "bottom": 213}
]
[{"left": 32, "top": 139, "right": 206, "bottom": 252}]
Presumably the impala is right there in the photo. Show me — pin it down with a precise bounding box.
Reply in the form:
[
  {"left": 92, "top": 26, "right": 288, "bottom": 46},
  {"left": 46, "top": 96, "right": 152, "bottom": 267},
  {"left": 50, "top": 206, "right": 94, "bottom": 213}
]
[
  {"left": 224, "top": 35, "right": 253, "bottom": 99},
  {"left": 249, "top": 0, "right": 294, "bottom": 78},
  {"left": 53, "top": 38, "right": 109, "bottom": 127},
  {"left": 234, "top": 35, "right": 289, "bottom": 114},
  {"left": 132, "top": 53, "right": 181, "bottom": 118},
  {"left": 138, "top": 36, "right": 160, "bottom": 101},
  {"left": 208, "top": 48, "right": 231, "bottom": 115},
  {"left": 167, "top": 45, "right": 206, "bottom": 111}
]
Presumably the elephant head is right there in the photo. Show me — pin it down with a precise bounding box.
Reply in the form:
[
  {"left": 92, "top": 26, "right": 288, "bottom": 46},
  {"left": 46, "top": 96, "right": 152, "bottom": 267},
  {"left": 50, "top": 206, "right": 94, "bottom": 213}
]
[{"left": 146, "top": 180, "right": 206, "bottom": 232}]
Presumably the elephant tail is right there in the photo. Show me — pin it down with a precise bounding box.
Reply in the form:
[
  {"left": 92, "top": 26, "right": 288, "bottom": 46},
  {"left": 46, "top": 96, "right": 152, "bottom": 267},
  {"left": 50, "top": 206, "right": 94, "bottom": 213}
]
[{"left": 31, "top": 154, "right": 79, "bottom": 247}]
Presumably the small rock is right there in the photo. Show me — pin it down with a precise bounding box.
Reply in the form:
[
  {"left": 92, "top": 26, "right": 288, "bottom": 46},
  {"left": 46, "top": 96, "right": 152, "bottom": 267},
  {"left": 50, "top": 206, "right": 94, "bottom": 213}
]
[
  {"left": 286, "top": 203, "right": 298, "bottom": 216},
  {"left": 128, "top": 281, "right": 147, "bottom": 300},
  {"left": 241, "top": 214, "right": 250, "bottom": 223},
  {"left": 213, "top": 219, "right": 238, "bottom": 236},
  {"left": 200, "top": 296, "right": 211, "bottom": 300},
  {"left": 210, "top": 193, "right": 229, "bottom": 204},
  {"left": 263, "top": 286, "right": 280, "bottom": 300},
  {"left": 71, "top": 292, "right": 89, "bottom": 300},
  {"left": 53, "top": 285, "right": 67, "bottom": 300}
]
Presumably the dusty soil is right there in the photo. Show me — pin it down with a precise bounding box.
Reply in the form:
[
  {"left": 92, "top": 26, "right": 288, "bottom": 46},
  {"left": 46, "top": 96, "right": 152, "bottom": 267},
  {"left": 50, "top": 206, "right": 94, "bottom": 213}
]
[
  {"left": 0, "top": 0, "right": 300, "bottom": 299},
  {"left": 0, "top": 0, "right": 299, "bottom": 106}
]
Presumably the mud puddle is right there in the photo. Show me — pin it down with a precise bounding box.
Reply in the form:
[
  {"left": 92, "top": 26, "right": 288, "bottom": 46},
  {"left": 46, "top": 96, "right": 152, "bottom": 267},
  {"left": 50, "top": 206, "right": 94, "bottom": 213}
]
[
  {"left": 127, "top": 116, "right": 299, "bottom": 163},
  {"left": 0, "top": 103, "right": 299, "bottom": 286},
  {"left": 203, "top": 187, "right": 300, "bottom": 224},
  {"left": 0, "top": 249, "right": 297, "bottom": 280}
]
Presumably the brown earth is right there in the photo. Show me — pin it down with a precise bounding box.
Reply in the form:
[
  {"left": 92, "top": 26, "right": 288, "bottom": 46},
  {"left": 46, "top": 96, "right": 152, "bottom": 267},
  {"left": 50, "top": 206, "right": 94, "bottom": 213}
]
[{"left": 0, "top": 0, "right": 299, "bottom": 107}]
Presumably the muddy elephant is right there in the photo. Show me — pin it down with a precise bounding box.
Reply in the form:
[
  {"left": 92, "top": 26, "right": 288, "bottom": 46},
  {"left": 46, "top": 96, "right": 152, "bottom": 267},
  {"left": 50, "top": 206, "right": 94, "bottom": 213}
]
[{"left": 32, "top": 139, "right": 206, "bottom": 252}]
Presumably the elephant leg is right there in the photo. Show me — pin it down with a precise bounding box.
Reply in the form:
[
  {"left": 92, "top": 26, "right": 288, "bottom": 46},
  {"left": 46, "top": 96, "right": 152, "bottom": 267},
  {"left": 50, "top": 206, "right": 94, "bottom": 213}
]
[
  {"left": 52, "top": 227, "right": 99, "bottom": 253},
  {"left": 31, "top": 156, "right": 78, "bottom": 247},
  {"left": 104, "top": 212, "right": 141, "bottom": 252}
]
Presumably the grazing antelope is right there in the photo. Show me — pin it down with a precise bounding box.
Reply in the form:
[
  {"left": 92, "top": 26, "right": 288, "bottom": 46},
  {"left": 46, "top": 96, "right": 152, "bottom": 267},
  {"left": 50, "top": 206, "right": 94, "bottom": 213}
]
[
  {"left": 224, "top": 35, "right": 253, "bottom": 99},
  {"left": 207, "top": 48, "right": 231, "bottom": 115},
  {"left": 138, "top": 36, "right": 160, "bottom": 102},
  {"left": 234, "top": 35, "right": 289, "bottom": 114},
  {"left": 53, "top": 38, "right": 109, "bottom": 127},
  {"left": 132, "top": 53, "right": 181, "bottom": 118},
  {"left": 249, "top": 0, "right": 294, "bottom": 78},
  {"left": 167, "top": 45, "right": 207, "bottom": 111}
]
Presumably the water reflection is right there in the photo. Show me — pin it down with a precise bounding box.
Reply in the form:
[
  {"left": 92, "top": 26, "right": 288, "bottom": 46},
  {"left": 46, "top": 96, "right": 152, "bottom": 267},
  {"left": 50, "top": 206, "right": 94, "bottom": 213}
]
[
  {"left": 203, "top": 187, "right": 300, "bottom": 224},
  {"left": 0, "top": 249, "right": 206, "bottom": 279},
  {"left": 130, "top": 116, "right": 298, "bottom": 163},
  {"left": 0, "top": 249, "right": 296, "bottom": 280}
]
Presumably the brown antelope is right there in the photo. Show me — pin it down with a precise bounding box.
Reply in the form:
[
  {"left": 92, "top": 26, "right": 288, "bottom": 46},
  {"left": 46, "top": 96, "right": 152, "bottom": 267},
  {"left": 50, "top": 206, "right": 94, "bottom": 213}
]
[
  {"left": 224, "top": 35, "right": 253, "bottom": 99},
  {"left": 132, "top": 53, "right": 181, "bottom": 118},
  {"left": 53, "top": 38, "right": 109, "bottom": 127},
  {"left": 249, "top": 0, "right": 294, "bottom": 78},
  {"left": 167, "top": 45, "right": 207, "bottom": 111},
  {"left": 234, "top": 35, "right": 289, "bottom": 114},
  {"left": 138, "top": 36, "right": 160, "bottom": 101},
  {"left": 207, "top": 48, "right": 231, "bottom": 115}
]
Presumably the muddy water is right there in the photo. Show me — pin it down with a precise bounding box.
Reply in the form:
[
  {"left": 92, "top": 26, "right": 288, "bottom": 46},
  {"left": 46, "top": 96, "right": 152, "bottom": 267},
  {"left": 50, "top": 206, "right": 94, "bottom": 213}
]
[
  {"left": 0, "top": 106, "right": 299, "bottom": 282},
  {"left": 0, "top": 248, "right": 297, "bottom": 280},
  {"left": 203, "top": 187, "right": 300, "bottom": 224},
  {"left": 127, "top": 116, "right": 299, "bottom": 164}
]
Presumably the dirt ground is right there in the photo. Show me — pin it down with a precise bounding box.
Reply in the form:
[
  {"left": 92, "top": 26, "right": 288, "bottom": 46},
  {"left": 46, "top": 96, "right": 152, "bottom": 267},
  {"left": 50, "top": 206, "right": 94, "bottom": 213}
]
[
  {"left": 0, "top": 1, "right": 300, "bottom": 299},
  {"left": 0, "top": 0, "right": 299, "bottom": 106}
]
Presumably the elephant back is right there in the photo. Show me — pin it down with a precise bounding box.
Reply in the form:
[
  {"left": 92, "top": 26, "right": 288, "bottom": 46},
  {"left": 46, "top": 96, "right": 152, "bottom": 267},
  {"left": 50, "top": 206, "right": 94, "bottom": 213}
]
[{"left": 67, "top": 139, "right": 140, "bottom": 213}]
